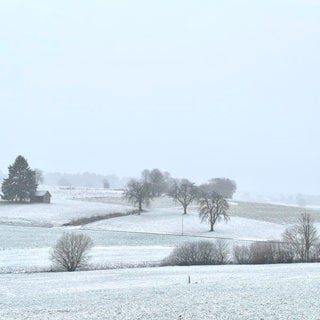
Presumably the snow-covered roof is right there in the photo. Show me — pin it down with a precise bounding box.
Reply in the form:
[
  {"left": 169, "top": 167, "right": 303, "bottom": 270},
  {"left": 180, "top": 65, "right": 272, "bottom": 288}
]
[{"left": 34, "top": 190, "right": 51, "bottom": 197}]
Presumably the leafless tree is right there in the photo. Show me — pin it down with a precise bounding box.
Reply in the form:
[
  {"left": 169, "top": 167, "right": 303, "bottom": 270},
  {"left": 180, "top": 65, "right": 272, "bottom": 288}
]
[
  {"left": 283, "top": 212, "right": 318, "bottom": 262},
  {"left": 168, "top": 179, "right": 198, "bottom": 214},
  {"left": 123, "top": 179, "right": 153, "bottom": 214},
  {"left": 198, "top": 190, "right": 229, "bottom": 231},
  {"left": 50, "top": 232, "right": 93, "bottom": 271}
]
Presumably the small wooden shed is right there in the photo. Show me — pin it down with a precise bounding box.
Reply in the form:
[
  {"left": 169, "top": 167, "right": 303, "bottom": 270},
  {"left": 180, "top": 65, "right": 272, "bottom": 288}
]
[{"left": 31, "top": 191, "right": 52, "bottom": 204}]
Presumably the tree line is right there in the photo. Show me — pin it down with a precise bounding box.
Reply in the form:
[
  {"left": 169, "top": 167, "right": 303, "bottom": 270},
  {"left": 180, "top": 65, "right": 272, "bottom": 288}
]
[{"left": 124, "top": 168, "right": 236, "bottom": 231}]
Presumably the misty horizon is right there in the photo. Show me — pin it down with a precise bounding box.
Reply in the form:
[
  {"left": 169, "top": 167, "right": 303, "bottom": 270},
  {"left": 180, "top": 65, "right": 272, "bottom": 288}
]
[{"left": 1, "top": 1, "right": 319, "bottom": 195}]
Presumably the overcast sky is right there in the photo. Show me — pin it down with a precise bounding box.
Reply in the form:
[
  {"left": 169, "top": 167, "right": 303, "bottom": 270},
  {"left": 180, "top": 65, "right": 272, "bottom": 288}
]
[{"left": 1, "top": 0, "right": 319, "bottom": 194}]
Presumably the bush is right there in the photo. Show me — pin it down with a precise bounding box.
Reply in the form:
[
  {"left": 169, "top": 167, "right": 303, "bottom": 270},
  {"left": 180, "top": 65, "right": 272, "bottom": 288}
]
[
  {"left": 310, "top": 243, "right": 320, "bottom": 262},
  {"left": 233, "top": 241, "right": 294, "bottom": 265},
  {"left": 163, "top": 240, "right": 229, "bottom": 266},
  {"left": 249, "top": 242, "right": 277, "bottom": 264},
  {"left": 233, "top": 245, "right": 251, "bottom": 264},
  {"left": 282, "top": 213, "right": 319, "bottom": 262},
  {"left": 50, "top": 232, "right": 93, "bottom": 271}
]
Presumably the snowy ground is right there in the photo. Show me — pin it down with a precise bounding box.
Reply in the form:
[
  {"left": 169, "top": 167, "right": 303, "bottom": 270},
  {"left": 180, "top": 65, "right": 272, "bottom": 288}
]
[
  {"left": 89, "top": 207, "right": 286, "bottom": 240},
  {"left": 0, "top": 188, "right": 133, "bottom": 226},
  {"left": 0, "top": 245, "right": 173, "bottom": 273},
  {"left": 1, "top": 187, "right": 320, "bottom": 272},
  {"left": 0, "top": 194, "right": 285, "bottom": 272},
  {"left": 1, "top": 263, "right": 320, "bottom": 319},
  {"left": 1, "top": 187, "right": 320, "bottom": 318}
]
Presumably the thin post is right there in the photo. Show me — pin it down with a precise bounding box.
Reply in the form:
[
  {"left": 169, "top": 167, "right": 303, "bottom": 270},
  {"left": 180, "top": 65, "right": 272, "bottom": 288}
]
[{"left": 181, "top": 214, "right": 184, "bottom": 236}]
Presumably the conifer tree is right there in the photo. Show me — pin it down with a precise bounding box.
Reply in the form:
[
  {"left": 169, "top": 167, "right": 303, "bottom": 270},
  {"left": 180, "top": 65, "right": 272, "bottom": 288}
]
[{"left": 1, "top": 155, "right": 37, "bottom": 202}]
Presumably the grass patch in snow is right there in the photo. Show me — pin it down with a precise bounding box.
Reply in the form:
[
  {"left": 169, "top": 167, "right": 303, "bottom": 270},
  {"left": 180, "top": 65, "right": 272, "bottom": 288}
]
[
  {"left": 62, "top": 209, "right": 139, "bottom": 226},
  {"left": 229, "top": 200, "right": 320, "bottom": 224}
]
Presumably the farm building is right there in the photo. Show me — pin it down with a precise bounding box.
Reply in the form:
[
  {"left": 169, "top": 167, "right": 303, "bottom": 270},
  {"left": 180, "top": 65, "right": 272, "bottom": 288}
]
[{"left": 31, "top": 191, "right": 52, "bottom": 204}]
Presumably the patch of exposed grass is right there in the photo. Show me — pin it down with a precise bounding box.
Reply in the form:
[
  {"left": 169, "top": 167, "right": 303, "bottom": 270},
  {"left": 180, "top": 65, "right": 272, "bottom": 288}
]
[
  {"left": 229, "top": 201, "right": 320, "bottom": 224},
  {"left": 62, "top": 210, "right": 139, "bottom": 226}
]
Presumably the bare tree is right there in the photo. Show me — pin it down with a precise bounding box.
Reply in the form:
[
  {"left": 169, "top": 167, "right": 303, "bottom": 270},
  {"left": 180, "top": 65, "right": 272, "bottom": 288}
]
[
  {"left": 50, "top": 232, "right": 93, "bottom": 271},
  {"left": 283, "top": 212, "right": 318, "bottom": 262},
  {"left": 168, "top": 179, "right": 198, "bottom": 214},
  {"left": 123, "top": 179, "right": 153, "bottom": 214},
  {"left": 198, "top": 190, "right": 229, "bottom": 231}
]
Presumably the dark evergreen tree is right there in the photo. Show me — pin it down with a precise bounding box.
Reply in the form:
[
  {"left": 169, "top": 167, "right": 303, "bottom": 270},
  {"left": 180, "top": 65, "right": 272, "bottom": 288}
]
[{"left": 1, "top": 155, "right": 37, "bottom": 202}]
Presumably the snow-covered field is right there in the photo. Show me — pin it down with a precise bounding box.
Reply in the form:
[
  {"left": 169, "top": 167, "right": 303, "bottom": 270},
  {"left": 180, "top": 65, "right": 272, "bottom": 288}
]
[
  {"left": 1, "top": 263, "right": 320, "bottom": 319},
  {"left": 1, "top": 187, "right": 320, "bottom": 272},
  {"left": 0, "top": 245, "right": 173, "bottom": 273},
  {"left": 0, "top": 188, "right": 133, "bottom": 227},
  {"left": 89, "top": 207, "right": 286, "bottom": 240},
  {"left": 1, "top": 187, "right": 320, "bottom": 318}
]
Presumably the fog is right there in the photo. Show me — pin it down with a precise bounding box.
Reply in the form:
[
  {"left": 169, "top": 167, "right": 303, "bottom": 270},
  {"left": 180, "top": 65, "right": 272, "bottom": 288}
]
[{"left": 1, "top": 1, "right": 319, "bottom": 194}]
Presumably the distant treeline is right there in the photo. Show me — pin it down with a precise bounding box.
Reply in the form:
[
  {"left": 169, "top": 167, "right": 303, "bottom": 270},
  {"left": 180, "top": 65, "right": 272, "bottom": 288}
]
[
  {"left": 239, "top": 192, "right": 320, "bottom": 207},
  {"left": 0, "top": 169, "right": 128, "bottom": 189},
  {"left": 43, "top": 172, "right": 129, "bottom": 189}
]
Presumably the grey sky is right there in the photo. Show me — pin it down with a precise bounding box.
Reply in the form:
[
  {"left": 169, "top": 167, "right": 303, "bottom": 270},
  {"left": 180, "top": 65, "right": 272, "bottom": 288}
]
[{"left": 1, "top": 0, "right": 319, "bottom": 194}]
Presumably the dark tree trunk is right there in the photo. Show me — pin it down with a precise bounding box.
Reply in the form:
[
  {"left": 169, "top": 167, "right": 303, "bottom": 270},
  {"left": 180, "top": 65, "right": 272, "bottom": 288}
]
[
  {"left": 183, "top": 205, "right": 187, "bottom": 215},
  {"left": 138, "top": 201, "right": 142, "bottom": 215}
]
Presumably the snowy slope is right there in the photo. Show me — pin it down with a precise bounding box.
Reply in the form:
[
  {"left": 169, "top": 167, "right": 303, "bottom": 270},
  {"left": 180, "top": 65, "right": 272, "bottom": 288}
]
[
  {"left": 0, "top": 246, "right": 173, "bottom": 273},
  {"left": 0, "top": 187, "right": 134, "bottom": 227},
  {"left": 88, "top": 207, "right": 286, "bottom": 241},
  {"left": 1, "top": 188, "right": 317, "bottom": 274},
  {"left": 1, "top": 264, "right": 320, "bottom": 319}
]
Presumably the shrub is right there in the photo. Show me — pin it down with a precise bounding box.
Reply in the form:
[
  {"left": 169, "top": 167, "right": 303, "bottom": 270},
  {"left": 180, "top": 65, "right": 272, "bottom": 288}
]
[
  {"left": 233, "top": 244, "right": 251, "bottom": 264},
  {"left": 50, "top": 232, "right": 93, "bottom": 271},
  {"left": 249, "top": 242, "right": 277, "bottom": 264},
  {"left": 233, "top": 241, "right": 294, "bottom": 265},
  {"left": 282, "top": 213, "right": 319, "bottom": 262},
  {"left": 163, "top": 240, "right": 229, "bottom": 266},
  {"left": 308, "top": 242, "right": 320, "bottom": 262}
]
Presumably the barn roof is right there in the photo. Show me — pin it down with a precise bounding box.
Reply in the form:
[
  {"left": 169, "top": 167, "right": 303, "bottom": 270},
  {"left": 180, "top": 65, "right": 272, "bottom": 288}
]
[{"left": 34, "top": 190, "right": 51, "bottom": 197}]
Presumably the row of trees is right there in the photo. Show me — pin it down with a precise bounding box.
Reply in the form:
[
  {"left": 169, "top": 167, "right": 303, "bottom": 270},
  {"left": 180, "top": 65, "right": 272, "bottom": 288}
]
[
  {"left": 124, "top": 170, "right": 235, "bottom": 231},
  {"left": 141, "top": 169, "right": 236, "bottom": 199},
  {"left": 124, "top": 170, "right": 236, "bottom": 214}
]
